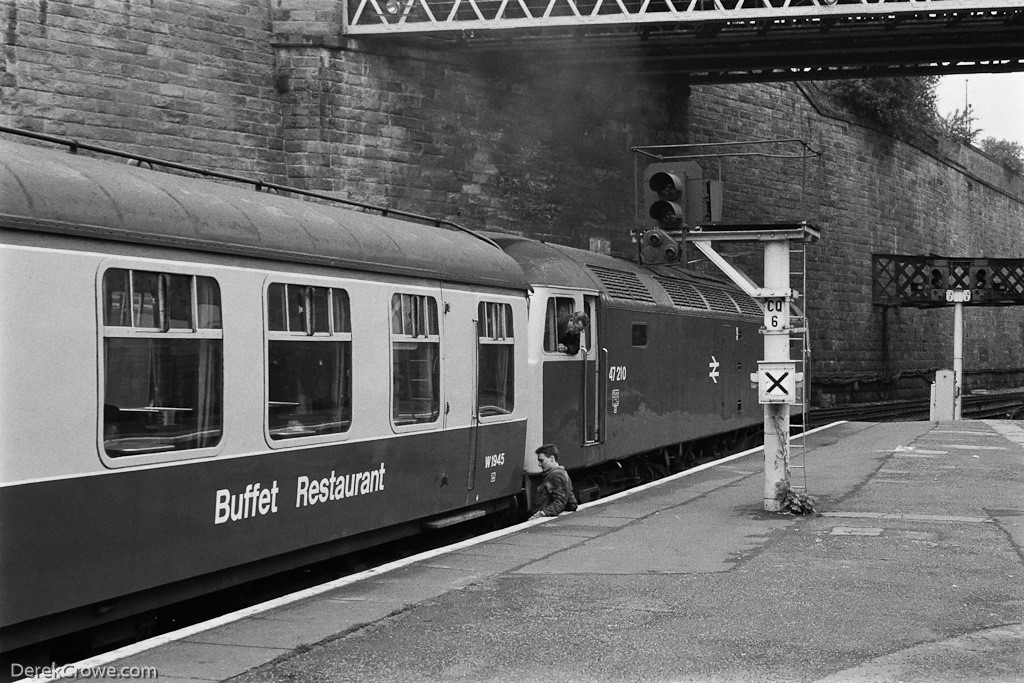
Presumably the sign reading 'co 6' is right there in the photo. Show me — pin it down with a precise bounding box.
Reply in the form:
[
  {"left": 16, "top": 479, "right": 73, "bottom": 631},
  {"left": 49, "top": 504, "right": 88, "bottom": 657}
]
[{"left": 763, "top": 298, "right": 787, "bottom": 330}]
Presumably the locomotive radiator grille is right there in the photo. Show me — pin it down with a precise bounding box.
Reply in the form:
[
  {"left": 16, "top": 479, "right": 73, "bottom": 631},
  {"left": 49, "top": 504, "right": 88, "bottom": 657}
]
[
  {"left": 587, "top": 265, "right": 655, "bottom": 303},
  {"left": 700, "top": 287, "right": 742, "bottom": 315},
  {"left": 654, "top": 276, "right": 707, "bottom": 310}
]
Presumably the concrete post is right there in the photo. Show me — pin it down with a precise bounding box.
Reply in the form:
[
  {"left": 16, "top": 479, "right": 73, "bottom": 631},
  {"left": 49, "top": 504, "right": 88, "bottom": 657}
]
[
  {"left": 684, "top": 223, "right": 819, "bottom": 512},
  {"left": 953, "top": 301, "right": 964, "bottom": 420},
  {"left": 763, "top": 240, "right": 790, "bottom": 512}
]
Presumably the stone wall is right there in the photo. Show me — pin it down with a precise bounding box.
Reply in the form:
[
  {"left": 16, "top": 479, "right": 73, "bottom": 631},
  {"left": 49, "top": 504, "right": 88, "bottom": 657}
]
[
  {"left": 3, "top": 0, "right": 1023, "bottom": 407},
  {"left": 1, "top": 0, "right": 285, "bottom": 174}
]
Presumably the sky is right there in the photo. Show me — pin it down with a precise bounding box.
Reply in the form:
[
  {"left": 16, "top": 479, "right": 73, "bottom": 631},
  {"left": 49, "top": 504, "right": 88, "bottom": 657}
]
[{"left": 935, "top": 72, "right": 1024, "bottom": 148}]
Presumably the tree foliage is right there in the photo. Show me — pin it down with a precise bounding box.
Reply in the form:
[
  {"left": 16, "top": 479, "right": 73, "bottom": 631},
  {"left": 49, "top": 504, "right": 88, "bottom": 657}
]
[
  {"left": 823, "top": 76, "right": 941, "bottom": 143},
  {"left": 938, "top": 105, "right": 981, "bottom": 145},
  {"left": 980, "top": 137, "right": 1024, "bottom": 174},
  {"left": 822, "top": 76, "right": 1023, "bottom": 175}
]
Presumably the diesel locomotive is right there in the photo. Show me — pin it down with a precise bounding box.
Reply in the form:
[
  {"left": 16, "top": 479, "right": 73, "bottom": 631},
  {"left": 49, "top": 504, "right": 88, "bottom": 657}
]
[{"left": 0, "top": 134, "right": 762, "bottom": 652}]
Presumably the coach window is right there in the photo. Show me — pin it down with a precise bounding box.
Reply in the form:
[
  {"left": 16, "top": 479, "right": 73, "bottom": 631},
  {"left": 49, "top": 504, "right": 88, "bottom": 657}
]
[
  {"left": 101, "top": 268, "right": 223, "bottom": 458},
  {"left": 391, "top": 293, "right": 440, "bottom": 425},
  {"left": 477, "top": 302, "right": 514, "bottom": 417},
  {"left": 543, "top": 296, "right": 577, "bottom": 353},
  {"left": 267, "top": 283, "right": 352, "bottom": 440}
]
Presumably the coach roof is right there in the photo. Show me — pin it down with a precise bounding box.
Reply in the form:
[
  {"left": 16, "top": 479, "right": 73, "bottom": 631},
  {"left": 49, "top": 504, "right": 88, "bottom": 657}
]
[{"left": 0, "top": 139, "right": 527, "bottom": 291}]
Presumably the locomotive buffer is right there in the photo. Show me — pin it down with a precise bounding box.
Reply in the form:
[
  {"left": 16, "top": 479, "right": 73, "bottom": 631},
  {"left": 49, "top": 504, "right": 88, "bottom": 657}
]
[{"left": 685, "top": 222, "right": 820, "bottom": 512}]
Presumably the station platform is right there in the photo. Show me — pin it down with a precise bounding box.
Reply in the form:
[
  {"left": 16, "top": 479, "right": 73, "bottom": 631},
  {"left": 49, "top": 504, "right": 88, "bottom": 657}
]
[{"left": 58, "top": 420, "right": 1024, "bottom": 682}]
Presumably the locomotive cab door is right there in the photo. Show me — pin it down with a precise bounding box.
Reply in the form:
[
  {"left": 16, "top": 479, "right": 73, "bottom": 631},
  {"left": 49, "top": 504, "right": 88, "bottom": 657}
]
[
  {"left": 581, "top": 295, "right": 602, "bottom": 445},
  {"left": 541, "top": 292, "right": 604, "bottom": 469}
]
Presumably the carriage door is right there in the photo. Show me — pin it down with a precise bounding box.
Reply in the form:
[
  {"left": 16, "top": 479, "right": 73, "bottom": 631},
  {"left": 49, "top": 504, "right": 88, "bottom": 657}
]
[{"left": 469, "top": 301, "right": 516, "bottom": 492}]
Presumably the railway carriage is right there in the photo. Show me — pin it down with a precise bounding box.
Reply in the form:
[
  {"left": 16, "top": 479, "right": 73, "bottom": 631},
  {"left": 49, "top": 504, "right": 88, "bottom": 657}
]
[{"left": 0, "top": 139, "right": 530, "bottom": 650}]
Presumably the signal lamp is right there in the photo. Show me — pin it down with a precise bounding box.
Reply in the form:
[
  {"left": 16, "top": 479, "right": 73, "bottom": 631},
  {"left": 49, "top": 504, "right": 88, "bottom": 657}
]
[
  {"left": 649, "top": 171, "right": 683, "bottom": 201},
  {"left": 649, "top": 200, "right": 684, "bottom": 229}
]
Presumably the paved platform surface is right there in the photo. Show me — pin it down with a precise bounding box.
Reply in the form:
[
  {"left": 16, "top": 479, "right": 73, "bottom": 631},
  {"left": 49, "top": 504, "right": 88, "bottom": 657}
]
[{"left": 90, "top": 420, "right": 1024, "bottom": 682}]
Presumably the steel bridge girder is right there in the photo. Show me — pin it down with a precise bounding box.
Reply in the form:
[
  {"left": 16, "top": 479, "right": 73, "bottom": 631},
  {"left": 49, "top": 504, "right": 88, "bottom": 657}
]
[{"left": 345, "top": 0, "right": 1022, "bottom": 35}]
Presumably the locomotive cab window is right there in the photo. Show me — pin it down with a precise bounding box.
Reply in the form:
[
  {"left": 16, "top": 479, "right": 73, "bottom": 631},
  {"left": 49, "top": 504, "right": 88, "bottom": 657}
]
[
  {"left": 101, "top": 268, "right": 223, "bottom": 458},
  {"left": 545, "top": 296, "right": 592, "bottom": 356},
  {"left": 477, "top": 302, "right": 514, "bottom": 417},
  {"left": 391, "top": 293, "right": 440, "bottom": 426},
  {"left": 266, "top": 283, "right": 352, "bottom": 440}
]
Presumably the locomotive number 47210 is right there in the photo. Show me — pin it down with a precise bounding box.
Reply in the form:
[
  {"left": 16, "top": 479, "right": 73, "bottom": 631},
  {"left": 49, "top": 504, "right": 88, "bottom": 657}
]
[{"left": 609, "top": 365, "right": 627, "bottom": 382}]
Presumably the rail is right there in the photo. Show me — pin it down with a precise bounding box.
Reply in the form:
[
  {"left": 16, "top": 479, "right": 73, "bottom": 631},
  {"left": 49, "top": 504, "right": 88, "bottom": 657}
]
[{"left": 807, "top": 389, "right": 1024, "bottom": 424}]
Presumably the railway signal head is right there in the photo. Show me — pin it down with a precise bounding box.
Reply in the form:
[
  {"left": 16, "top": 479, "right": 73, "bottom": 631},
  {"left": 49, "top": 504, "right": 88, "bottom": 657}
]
[
  {"left": 970, "top": 260, "right": 989, "bottom": 302},
  {"left": 648, "top": 172, "right": 684, "bottom": 228},
  {"left": 928, "top": 261, "right": 949, "bottom": 301},
  {"left": 638, "top": 228, "right": 681, "bottom": 264},
  {"left": 644, "top": 162, "right": 689, "bottom": 230}
]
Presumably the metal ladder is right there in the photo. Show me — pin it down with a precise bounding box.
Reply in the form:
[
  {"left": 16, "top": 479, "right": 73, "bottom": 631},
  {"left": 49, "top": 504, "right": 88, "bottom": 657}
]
[{"left": 788, "top": 241, "right": 811, "bottom": 493}]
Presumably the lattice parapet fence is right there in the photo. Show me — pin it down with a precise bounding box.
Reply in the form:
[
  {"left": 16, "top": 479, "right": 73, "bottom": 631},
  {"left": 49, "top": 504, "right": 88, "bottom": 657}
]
[{"left": 873, "top": 255, "right": 1024, "bottom": 307}]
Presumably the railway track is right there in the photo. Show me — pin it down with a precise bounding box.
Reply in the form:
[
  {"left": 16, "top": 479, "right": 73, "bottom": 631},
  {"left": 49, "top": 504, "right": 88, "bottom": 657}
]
[{"left": 806, "top": 389, "right": 1024, "bottom": 424}]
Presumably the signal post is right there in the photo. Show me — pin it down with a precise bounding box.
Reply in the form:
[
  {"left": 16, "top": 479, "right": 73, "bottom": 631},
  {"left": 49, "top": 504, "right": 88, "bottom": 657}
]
[
  {"left": 873, "top": 255, "right": 1024, "bottom": 421},
  {"left": 635, "top": 157, "right": 820, "bottom": 512},
  {"left": 639, "top": 219, "right": 819, "bottom": 511},
  {"left": 682, "top": 224, "right": 818, "bottom": 511},
  {"left": 759, "top": 239, "right": 797, "bottom": 511}
]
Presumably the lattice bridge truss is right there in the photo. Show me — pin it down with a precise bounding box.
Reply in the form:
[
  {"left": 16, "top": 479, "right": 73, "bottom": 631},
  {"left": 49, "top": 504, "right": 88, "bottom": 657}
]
[{"left": 344, "top": 0, "right": 1024, "bottom": 81}]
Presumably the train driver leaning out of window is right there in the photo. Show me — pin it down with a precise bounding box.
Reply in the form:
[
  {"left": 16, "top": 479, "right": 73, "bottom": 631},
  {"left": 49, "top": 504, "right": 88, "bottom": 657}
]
[
  {"left": 557, "top": 310, "right": 590, "bottom": 355},
  {"left": 529, "top": 444, "right": 579, "bottom": 519}
]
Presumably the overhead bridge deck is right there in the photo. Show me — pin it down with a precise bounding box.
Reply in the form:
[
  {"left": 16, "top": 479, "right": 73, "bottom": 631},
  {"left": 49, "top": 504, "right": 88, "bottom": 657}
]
[{"left": 340, "top": 0, "right": 1024, "bottom": 81}]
